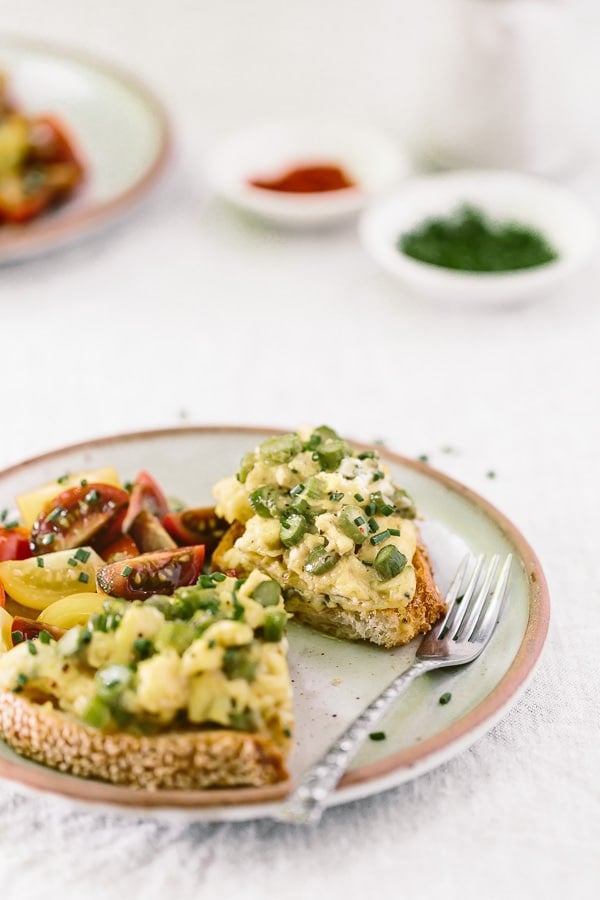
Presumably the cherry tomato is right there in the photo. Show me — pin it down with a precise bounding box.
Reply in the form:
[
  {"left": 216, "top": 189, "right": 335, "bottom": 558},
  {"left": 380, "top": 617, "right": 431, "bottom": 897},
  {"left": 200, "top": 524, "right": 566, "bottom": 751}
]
[
  {"left": 100, "top": 533, "right": 139, "bottom": 563},
  {"left": 17, "top": 466, "right": 122, "bottom": 531},
  {"left": 97, "top": 545, "right": 205, "bottom": 601},
  {"left": 162, "top": 507, "right": 228, "bottom": 556},
  {"left": 12, "top": 616, "right": 65, "bottom": 643},
  {"left": 0, "top": 547, "right": 104, "bottom": 611},
  {"left": 28, "top": 117, "right": 83, "bottom": 167},
  {"left": 0, "top": 581, "right": 5, "bottom": 608},
  {"left": 122, "top": 470, "right": 170, "bottom": 532},
  {"left": 0, "top": 526, "right": 32, "bottom": 562},
  {"left": 30, "top": 483, "right": 130, "bottom": 556},
  {"left": 127, "top": 509, "right": 176, "bottom": 553}
]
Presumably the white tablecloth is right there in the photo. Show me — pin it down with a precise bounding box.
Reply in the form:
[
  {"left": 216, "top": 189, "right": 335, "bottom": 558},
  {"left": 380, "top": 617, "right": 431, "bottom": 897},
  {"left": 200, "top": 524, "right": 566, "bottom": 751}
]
[{"left": 1, "top": 2, "right": 599, "bottom": 898}]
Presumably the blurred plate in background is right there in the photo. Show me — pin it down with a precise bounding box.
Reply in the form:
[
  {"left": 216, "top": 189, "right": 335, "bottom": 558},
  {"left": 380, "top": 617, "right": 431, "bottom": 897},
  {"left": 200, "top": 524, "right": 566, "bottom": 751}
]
[{"left": 0, "top": 36, "right": 171, "bottom": 263}]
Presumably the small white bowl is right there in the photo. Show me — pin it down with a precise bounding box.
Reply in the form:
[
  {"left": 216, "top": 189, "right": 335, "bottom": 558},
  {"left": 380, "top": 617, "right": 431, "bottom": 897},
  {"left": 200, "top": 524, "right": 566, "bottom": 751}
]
[
  {"left": 205, "top": 119, "right": 408, "bottom": 227},
  {"left": 359, "top": 170, "right": 598, "bottom": 306}
]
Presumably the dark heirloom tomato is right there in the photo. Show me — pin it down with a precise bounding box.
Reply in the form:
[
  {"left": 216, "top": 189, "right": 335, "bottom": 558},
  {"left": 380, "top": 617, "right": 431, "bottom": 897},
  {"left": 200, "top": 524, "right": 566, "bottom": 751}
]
[
  {"left": 162, "top": 507, "right": 228, "bottom": 556},
  {"left": 122, "top": 470, "right": 170, "bottom": 533},
  {"left": 30, "top": 483, "right": 130, "bottom": 556},
  {"left": 96, "top": 545, "right": 205, "bottom": 601},
  {"left": 127, "top": 509, "right": 176, "bottom": 553},
  {"left": 0, "top": 526, "right": 32, "bottom": 562},
  {"left": 11, "top": 616, "right": 65, "bottom": 643}
]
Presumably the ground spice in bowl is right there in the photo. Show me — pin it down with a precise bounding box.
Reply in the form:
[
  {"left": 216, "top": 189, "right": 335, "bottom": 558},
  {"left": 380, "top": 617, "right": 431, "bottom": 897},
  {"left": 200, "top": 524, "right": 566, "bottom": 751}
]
[
  {"left": 398, "top": 205, "right": 559, "bottom": 273},
  {"left": 248, "top": 163, "right": 356, "bottom": 193}
]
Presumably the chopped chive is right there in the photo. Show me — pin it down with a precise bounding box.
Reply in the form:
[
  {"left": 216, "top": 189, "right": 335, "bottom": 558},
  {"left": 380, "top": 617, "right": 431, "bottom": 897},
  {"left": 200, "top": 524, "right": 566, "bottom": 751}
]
[
  {"left": 371, "top": 529, "right": 391, "bottom": 546},
  {"left": 417, "top": 454, "right": 429, "bottom": 463},
  {"left": 380, "top": 504, "right": 395, "bottom": 516},
  {"left": 388, "top": 528, "right": 401, "bottom": 536},
  {"left": 367, "top": 517, "right": 378, "bottom": 533},
  {"left": 47, "top": 507, "right": 63, "bottom": 523},
  {"left": 369, "top": 731, "right": 386, "bottom": 741},
  {"left": 80, "top": 479, "right": 88, "bottom": 487},
  {"left": 12, "top": 630, "right": 24, "bottom": 645},
  {"left": 290, "top": 483, "right": 305, "bottom": 496},
  {"left": 41, "top": 533, "right": 56, "bottom": 545},
  {"left": 362, "top": 560, "right": 373, "bottom": 567},
  {"left": 57, "top": 474, "right": 69, "bottom": 484},
  {"left": 121, "top": 565, "right": 133, "bottom": 577},
  {"left": 234, "top": 579, "right": 244, "bottom": 591},
  {"left": 486, "top": 470, "right": 496, "bottom": 479},
  {"left": 354, "top": 493, "right": 364, "bottom": 503},
  {"left": 78, "top": 572, "right": 90, "bottom": 584},
  {"left": 0, "top": 509, "right": 7, "bottom": 522},
  {"left": 85, "top": 489, "right": 100, "bottom": 503},
  {"left": 455, "top": 595, "right": 464, "bottom": 605},
  {"left": 372, "top": 471, "right": 385, "bottom": 482},
  {"left": 365, "top": 502, "right": 377, "bottom": 516},
  {"left": 39, "top": 630, "right": 51, "bottom": 645},
  {"left": 16, "top": 673, "right": 28, "bottom": 686},
  {"left": 199, "top": 574, "right": 214, "bottom": 588},
  {"left": 36, "top": 557, "right": 44, "bottom": 568},
  {"left": 354, "top": 515, "right": 366, "bottom": 527},
  {"left": 26, "top": 640, "right": 37, "bottom": 656},
  {"left": 358, "top": 451, "right": 376, "bottom": 460},
  {"left": 211, "top": 572, "right": 226, "bottom": 582},
  {"left": 439, "top": 692, "right": 452, "bottom": 705},
  {"left": 4, "top": 521, "right": 18, "bottom": 530},
  {"left": 74, "top": 548, "right": 91, "bottom": 563},
  {"left": 124, "top": 481, "right": 133, "bottom": 493},
  {"left": 67, "top": 557, "right": 79, "bottom": 567},
  {"left": 329, "top": 492, "right": 344, "bottom": 502}
]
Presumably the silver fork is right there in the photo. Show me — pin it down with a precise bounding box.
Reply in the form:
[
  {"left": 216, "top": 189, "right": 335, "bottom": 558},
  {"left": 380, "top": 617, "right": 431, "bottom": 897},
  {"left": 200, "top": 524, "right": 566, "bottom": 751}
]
[{"left": 274, "top": 553, "right": 513, "bottom": 825}]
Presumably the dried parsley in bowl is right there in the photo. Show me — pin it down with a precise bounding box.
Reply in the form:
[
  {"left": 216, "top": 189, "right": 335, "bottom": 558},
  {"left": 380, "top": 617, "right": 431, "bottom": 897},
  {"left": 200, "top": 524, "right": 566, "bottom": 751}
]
[{"left": 398, "top": 205, "right": 559, "bottom": 273}]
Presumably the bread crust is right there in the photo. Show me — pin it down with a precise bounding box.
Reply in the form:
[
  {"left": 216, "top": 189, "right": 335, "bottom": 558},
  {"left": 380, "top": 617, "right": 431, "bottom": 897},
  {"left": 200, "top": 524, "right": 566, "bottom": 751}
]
[
  {"left": 0, "top": 691, "right": 289, "bottom": 790},
  {"left": 212, "top": 525, "right": 445, "bottom": 648}
]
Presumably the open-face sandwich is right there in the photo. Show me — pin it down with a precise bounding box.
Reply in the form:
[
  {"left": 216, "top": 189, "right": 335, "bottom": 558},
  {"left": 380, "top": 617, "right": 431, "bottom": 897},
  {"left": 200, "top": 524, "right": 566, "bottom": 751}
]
[
  {"left": 212, "top": 426, "right": 445, "bottom": 648},
  {"left": 0, "top": 571, "right": 292, "bottom": 789}
]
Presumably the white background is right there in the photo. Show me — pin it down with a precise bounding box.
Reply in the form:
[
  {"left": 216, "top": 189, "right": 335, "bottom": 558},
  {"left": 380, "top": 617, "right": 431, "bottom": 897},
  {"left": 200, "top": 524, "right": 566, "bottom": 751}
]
[{"left": 1, "top": 2, "right": 599, "bottom": 898}]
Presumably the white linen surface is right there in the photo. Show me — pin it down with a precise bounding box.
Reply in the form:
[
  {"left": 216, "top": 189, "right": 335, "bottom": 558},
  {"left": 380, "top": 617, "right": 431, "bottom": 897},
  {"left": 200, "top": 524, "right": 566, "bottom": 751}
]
[{"left": 0, "top": 2, "right": 599, "bottom": 898}]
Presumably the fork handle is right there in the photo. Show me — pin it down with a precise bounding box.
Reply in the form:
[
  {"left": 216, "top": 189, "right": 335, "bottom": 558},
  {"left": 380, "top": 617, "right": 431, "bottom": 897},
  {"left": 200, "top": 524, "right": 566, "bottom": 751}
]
[{"left": 274, "top": 658, "right": 433, "bottom": 825}]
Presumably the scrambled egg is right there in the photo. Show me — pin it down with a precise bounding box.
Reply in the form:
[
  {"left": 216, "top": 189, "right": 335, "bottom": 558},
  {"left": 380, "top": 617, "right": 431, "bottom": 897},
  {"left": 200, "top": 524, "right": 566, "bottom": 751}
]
[
  {"left": 0, "top": 571, "right": 293, "bottom": 739},
  {"left": 213, "top": 426, "right": 419, "bottom": 613}
]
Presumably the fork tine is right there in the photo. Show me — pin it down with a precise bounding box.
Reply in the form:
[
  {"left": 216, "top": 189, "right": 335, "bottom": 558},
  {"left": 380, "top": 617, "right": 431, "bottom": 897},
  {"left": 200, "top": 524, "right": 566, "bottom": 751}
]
[
  {"left": 469, "top": 554, "right": 513, "bottom": 644},
  {"left": 441, "top": 554, "right": 485, "bottom": 640},
  {"left": 430, "top": 554, "right": 471, "bottom": 638},
  {"left": 453, "top": 555, "right": 500, "bottom": 642}
]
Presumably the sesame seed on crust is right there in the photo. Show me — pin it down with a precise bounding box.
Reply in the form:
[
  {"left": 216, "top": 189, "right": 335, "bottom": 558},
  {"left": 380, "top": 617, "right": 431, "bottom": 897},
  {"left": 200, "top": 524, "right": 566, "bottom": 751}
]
[{"left": 0, "top": 692, "right": 289, "bottom": 790}]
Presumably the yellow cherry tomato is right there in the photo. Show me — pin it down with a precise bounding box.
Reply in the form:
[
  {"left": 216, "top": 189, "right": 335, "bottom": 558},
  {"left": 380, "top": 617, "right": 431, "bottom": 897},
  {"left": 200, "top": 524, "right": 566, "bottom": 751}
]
[
  {"left": 0, "top": 606, "right": 13, "bottom": 652},
  {"left": 16, "top": 466, "right": 122, "bottom": 530},
  {"left": 0, "top": 547, "right": 104, "bottom": 611},
  {"left": 38, "top": 592, "right": 106, "bottom": 629}
]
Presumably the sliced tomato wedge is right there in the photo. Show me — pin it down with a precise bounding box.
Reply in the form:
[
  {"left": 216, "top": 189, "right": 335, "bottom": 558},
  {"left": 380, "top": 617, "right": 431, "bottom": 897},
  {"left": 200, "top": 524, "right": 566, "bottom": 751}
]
[
  {"left": 30, "top": 483, "right": 130, "bottom": 556},
  {"left": 122, "top": 470, "right": 170, "bottom": 533},
  {"left": 162, "top": 507, "right": 228, "bottom": 556},
  {"left": 12, "top": 616, "right": 65, "bottom": 643},
  {"left": 0, "top": 526, "right": 32, "bottom": 562},
  {"left": 127, "top": 509, "right": 176, "bottom": 553},
  {"left": 100, "top": 533, "right": 139, "bottom": 564},
  {"left": 96, "top": 545, "right": 205, "bottom": 601},
  {"left": 28, "top": 116, "right": 84, "bottom": 169}
]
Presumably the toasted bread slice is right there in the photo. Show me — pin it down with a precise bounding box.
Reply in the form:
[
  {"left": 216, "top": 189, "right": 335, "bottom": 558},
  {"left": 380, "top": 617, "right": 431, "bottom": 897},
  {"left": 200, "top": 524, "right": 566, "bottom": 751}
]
[
  {"left": 0, "top": 691, "right": 288, "bottom": 789},
  {"left": 213, "top": 524, "right": 445, "bottom": 649}
]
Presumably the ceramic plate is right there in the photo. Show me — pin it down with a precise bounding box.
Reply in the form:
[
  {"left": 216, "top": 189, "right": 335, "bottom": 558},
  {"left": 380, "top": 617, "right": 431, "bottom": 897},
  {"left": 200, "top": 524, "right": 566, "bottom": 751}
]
[
  {"left": 0, "top": 427, "right": 549, "bottom": 822},
  {"left": 0, "top": 36, "right": 170, "bottom": 263}
]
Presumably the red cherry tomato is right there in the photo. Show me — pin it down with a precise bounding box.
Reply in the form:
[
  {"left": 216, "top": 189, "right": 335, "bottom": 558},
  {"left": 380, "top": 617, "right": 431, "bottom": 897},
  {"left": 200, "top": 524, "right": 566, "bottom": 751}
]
[
  {"left": 0, "top": 582, "right": 5, "bottom": 608},
  {"left": 96, "top": 545, "right": 206, "bottom": 601},
  {"left": 162, "top": 507, "right": 228, "bottom": 556},
  {"left": 30, "top": 483, "right": 130, "bottom": 556},
  {"left": 28, "top": 116, "right": 84, "bottom": 168},
  {"left": 11, "top": 616, "right": 65, "bottom": 643},
  {"left": 0, "top": 526, "right": 32, "bottom": 562},
  {"left": 100, "top": 533, "right": 139, "bottom": 564},
  {"left": 122, "top": 470, "right": 170, "bottom": 533}
]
